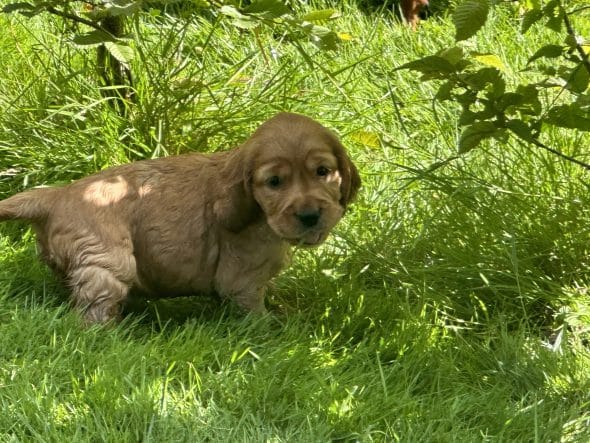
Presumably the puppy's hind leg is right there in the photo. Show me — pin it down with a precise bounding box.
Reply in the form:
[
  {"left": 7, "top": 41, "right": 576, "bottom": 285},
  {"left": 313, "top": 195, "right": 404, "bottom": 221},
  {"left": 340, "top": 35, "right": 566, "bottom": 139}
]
[{"left": 69, "top": 265, "right": 132, "bottom": 324}]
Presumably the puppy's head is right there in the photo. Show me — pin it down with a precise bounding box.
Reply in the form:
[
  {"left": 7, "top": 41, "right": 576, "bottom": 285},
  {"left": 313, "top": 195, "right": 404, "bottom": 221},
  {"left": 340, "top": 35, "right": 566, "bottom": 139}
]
[{"left": 237, "top": 112, "right": 360, "bottom": 246}]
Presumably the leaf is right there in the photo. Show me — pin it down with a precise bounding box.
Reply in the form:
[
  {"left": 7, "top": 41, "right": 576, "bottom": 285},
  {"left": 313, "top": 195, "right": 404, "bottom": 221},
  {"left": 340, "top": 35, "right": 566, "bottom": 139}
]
[
  {"left": 459, "top": 108, "right": 477, "bottom": 126},
  {"left": 525, "top": 0, "right": 541, "bottom": 9},
  {"left": 458, "top": 121, "right": 498, "bottom": 153},
  {"left": 220, "top": 5, "right": 241, "bottom": 18},
  {"left": 2, "top": 2, "right": 34, "bottom": 13},
  {"left": 453, "top": 0, "right": 490, "bottom": 42},
  {"left": 521, "top": 8, "right": 543, "bottom": 34},
  {"left": 575, "top": 95, "right": 590, "bottom": 111},
  {"left": 464, "top": 67, "right": 505, "bottom": 96},
  {"left": 543, "top": 0, "right": 559, "bottom": 15},
  {"left": 546, "top": 105, "right": 590, "bottom": 131},
  {"left": 496, "top": 92, "right": 525, "bottom": 112},
  {"left": 349, "top": 130, "right": 380, "bottom": 148},
  {"left": 471, "top": 53, "right": 506, "bottom": 71},
  {"left": 104, "top": 41, "right": 134, "bottom": 64},
  {"left": 527, "top": 44, "right": 563, "bottom": 64},
  {"left": 243, "top": 0, "right": 290, "bottom": 18},
  {"left": 514, "top": 84, "right": 542, "bottom": 115},
  {"left": 72, "top": 30, "right": 117, "bottom": 46},
  {"left": 567, "top": 65, "right": 590, "bottom": 94},
  {"left": 2, "top": 1, "right": 48, "bottom": 17},
  {"left": 302, "top": 9, "right": 340, "bottom": 22},
  {"left": 396, "top": 56, "right": 456, "bottom": 76},
  {"left": 546, "top": 16, "right": 563, "bottom": 32},
  {"left": 337, "top": 32, "right": 353, "bottom": 41},
  {"left": 506, "top": 119, "right": 535, "bottom": 142},
  {"left": 220, "top": 5, "right": 258, "bottom": 29},
  {"left": 436, "top": 81, "right": 455, "bottom": 101},
  {"left": 437, "top": 46, "right": 465, "bottom": 65},
  {"left": 312, "top": 29, "right": 339, "bottom": 50},
  {"left": 103, "top": 1, "right": 141, "bottom": 17}
]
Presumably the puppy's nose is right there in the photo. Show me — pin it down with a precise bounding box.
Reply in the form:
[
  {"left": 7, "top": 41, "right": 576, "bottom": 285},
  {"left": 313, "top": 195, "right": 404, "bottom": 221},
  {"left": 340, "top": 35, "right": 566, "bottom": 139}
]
[{"left": 296, "top": 209, "right": 321, "bottom": 228}]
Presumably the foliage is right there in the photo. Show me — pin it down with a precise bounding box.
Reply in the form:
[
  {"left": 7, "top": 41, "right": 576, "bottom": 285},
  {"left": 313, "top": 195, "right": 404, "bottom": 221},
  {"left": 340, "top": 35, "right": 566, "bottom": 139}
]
[
  {"left": 1, "top": 0, "right": 342, "bottom": 50},
  {"left": 0, "top": 0, "right": 589, "bottom": 440},
  {"left": 2, "top": 0, "right": 342, "bottom": 115},
  {"left": 397, "top": 0, "right": 590, "bottom": 167}
]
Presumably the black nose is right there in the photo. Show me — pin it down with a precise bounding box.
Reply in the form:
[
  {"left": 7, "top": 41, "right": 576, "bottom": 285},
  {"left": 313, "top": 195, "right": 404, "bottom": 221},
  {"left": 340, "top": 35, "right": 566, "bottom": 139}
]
[{"left": 296, "top": 209, "right": 321, "bottom": 228}]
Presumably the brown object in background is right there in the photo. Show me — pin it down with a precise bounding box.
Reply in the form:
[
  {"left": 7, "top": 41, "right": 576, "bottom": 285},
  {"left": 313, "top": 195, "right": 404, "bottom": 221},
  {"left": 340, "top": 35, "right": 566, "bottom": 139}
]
[{"left": 401, "top": 0, "right": 429, "bottom": 29}]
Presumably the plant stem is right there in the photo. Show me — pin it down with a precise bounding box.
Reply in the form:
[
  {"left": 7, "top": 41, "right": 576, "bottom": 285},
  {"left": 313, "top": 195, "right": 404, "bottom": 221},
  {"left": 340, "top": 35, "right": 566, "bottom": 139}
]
[{"left": 561, "top": 2, "right": 590, "bottom": 76}]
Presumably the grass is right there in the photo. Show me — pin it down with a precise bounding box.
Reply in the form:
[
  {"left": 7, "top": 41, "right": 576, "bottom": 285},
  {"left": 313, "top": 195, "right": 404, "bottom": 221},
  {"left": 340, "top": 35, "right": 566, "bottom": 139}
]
[{"left": 1, "top": 1, "right": 589, "bottom": 441}]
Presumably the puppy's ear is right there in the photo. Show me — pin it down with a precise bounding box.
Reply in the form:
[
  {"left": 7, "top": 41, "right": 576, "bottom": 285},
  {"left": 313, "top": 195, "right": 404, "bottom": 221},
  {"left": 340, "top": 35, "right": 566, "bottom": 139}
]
[
  {"left": 330, "top": 134, "right": 361, "bottom": 209},
  {"left": 214, "top": 146, "right": 261, "bottom": 232}
]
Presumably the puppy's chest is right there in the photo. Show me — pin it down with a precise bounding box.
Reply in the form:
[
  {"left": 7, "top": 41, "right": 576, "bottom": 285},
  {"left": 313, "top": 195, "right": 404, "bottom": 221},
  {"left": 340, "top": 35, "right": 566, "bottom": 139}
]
[
  {"left": 218, "top": 224, "right": 291, "bottom": 278},
  {"left": 132, "top": 220, "right": 289, "bottom": 297}
]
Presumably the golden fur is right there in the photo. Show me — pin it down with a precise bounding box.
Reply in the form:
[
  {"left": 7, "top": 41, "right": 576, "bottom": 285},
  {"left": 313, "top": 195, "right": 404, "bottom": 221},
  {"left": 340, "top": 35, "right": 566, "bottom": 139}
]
[{"left": 0, "top": 113, "right": 360, "bottom": 323}]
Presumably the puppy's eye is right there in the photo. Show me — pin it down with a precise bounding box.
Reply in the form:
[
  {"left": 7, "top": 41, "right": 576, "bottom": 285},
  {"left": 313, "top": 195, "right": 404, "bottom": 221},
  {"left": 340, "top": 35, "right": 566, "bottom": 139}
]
[
  {"left": 266, "top": 176, "right": 282, "bottom": 189},
  {"left": 316, "top": 166, "right": 330, "bottom": 177}
]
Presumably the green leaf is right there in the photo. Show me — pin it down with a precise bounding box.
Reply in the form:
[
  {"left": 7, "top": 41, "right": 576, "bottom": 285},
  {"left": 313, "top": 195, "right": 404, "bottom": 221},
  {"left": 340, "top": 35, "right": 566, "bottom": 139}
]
[
  {"left": 471, "top": 53, "right": 505, "bottom": 71},
  {"left": 458, "top": 121, "right": 497, "bottom": 153},
  {"left": 527, "top": 44, "right": 563, "bottom": 64},
  {"left": 72, "top": 30, "right": 117, "bottom": 46},
  {"left": 567, "top": 65, "right": 590, "bottom": 94},
  {"left": 496, "top": 93, "right": 525, "bottom": 112},
  {"left": 302, "top": 9, "right": 340, "bottom": 22},
  {"left": 436, "top": 81, "right": 455, "bottom": 101},
  {"left": 243, "top": 0, "right": 290, "bottom": 18},
  {"left": 506, "top": 119, "right": 535, "bottom": 142},
  {"left": 575, "top": 95, "right": 590, "bottom": 111},
  {"left": 220, "top": 5, "right": 243, "bottom": 18},
  {"left": 546, "top": 105, "right": 590, "bottom": 131},
  {"left": 2, "top": 1, "right": 49, "bottom": 17},
  {"left": 2, "top": 2, "right": 34, "bottom": 13},
  {"left": 350, "top": 130, "right": 380, "bottom": 148},
  {"left": 459, "top": 108, "right": 477, "bottom": 126},
  {"left": 453, "top": 0, "right": 490, "bottom": 42},
  {"left": 514, "top": 84, "right": 542, "bottom": 115},
  {"left": 309, "top": 25, "right": 339, "bottom": 50},
  {"left": 437, "top": 46, "right": 465, "bottom": 66},
  {"left": 521, "top": 8, "right": 543, "bottom": 34},
  {"left": 220, "top": 5, "right": 258, "bottom": 29},
  {"left": 464, "top": 67, "right": 505, "bottom": 96},
  {"left": 104, "top": 41, "right": 134, "bottom": 64},
  {"left": 396, "top": 56, "right": 456, "bottom": 76},
  {"left": 546, "top": 16, "right": 563, "bottom": 32},
  {"left": 543, "top": 0, "right": 559, "bottom": 14},
  {"left": 103, "top": 1, "right": 141, "bottom": 17}
]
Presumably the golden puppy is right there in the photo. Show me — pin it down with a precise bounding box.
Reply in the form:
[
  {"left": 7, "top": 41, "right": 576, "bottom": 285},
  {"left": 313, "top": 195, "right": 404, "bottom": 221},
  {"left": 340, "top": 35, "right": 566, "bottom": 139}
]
[{"left": 0, "top": 113, "right": 360, "bottom": 323}]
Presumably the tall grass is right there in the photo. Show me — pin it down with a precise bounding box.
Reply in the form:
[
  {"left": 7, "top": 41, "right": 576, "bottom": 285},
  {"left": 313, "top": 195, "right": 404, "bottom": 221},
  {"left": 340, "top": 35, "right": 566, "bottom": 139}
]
[{"left": 0, "top": 2, "right": 589, "bottom": 441}]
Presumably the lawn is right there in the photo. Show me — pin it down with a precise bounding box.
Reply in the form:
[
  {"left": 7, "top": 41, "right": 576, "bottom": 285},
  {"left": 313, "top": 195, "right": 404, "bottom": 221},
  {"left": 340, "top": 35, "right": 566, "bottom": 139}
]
[{"left": 0, "top": 1, "right": 589, "bottom": 441}]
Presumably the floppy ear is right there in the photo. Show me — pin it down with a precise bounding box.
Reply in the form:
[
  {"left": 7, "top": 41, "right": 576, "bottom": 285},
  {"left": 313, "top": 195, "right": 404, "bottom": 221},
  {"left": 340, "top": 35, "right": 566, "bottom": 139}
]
[
  {"left": 330, "top": 134, "right": 361, "bottom": 209},
  {"left": 213, "top": 146, "right": 261, "bottom": 232}
]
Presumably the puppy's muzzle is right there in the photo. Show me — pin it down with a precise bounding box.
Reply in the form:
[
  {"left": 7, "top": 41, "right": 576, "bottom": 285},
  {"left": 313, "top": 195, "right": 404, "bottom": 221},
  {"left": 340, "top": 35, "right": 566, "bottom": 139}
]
[{"left": 296, "top": 208, "right": 321, "bottom": 228}]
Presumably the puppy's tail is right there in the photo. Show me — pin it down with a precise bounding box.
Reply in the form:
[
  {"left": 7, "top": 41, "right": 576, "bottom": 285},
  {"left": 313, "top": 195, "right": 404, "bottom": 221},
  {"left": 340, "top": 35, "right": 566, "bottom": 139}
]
[{"left": 0, "top": 188, "right": 56, "bottom": 222}]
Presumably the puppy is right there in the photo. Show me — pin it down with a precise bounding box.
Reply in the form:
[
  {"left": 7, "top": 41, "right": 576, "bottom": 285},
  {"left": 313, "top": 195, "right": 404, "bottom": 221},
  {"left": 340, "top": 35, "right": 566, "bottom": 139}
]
[{"left": 0, "top": 113, "right": 360, "bottom": 323}]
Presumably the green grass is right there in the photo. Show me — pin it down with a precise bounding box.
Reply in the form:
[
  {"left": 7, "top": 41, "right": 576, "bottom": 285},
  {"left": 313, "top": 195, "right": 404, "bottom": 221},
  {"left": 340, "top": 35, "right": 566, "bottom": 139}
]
[{"left": 1, "top": 2, "right": 589, "bottom": 441}]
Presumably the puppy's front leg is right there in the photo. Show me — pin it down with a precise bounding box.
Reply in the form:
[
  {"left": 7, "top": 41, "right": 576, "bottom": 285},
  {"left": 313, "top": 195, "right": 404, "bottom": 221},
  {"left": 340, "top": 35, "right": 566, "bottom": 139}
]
[
  {"left": 214, "top": 267, "right": 269, "bottom": 314},
  {"left": 229, "top": 287, "right": 267, "bottom": 314}
]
